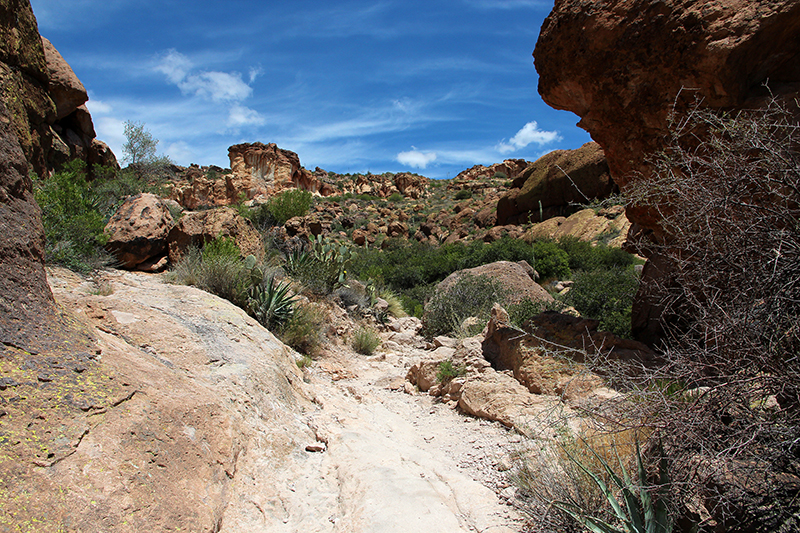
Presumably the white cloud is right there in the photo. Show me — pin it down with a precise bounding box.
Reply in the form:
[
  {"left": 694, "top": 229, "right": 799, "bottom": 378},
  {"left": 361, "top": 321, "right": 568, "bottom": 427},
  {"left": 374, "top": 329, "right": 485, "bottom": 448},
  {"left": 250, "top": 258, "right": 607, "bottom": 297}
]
[
  {"left": 496, "top": 121, "right": 561, "bottom": 153},
  {"left": 397, "top": 149, "right": 437, "bottom": 169},
  {"left": 155, "top": 49, "right": 193, "bottom": 84},
  {"left": 164, "top": 141, "right": 195, "bottom": 164},
  {"left": 85, "top": 98, "right": 112, "bottom": 115},
  {"left": 228, "top": 105, "right": 266, "bottom": 127},
  {"left": 155, "top": 49, "right": 253, "bottom": 102}
]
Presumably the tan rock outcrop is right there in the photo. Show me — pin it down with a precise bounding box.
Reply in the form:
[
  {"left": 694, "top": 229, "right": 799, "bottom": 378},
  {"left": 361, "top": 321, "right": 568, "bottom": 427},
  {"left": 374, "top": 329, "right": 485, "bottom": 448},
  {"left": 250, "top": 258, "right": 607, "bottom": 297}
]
[
  {"left": 523, "top": 206, "right": 630, "bottom": 248},
  {"left": 496, "top": 142, "right": 613, "bottom": 225},
  {"left": 41, "top": 37, "right": 87, "bottom": 121},
  {"left": 104, "top": 193, "right": 175, "bottom": 270},
  {"left": 166, "top": 207, "right": 262, "bottom": 263}
]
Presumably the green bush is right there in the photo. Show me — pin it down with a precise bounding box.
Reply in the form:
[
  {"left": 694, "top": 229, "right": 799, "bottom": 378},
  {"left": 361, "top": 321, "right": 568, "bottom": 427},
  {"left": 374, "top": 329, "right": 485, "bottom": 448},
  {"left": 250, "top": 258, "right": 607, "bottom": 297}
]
[
  {"left": 202, "top": 235, "right": 241, "bottom": 262},
  {"left": 284, "top": 235, "right": 352, "bottom": 295},
  {"left": 34, "top": 160, "right": 111, "bottom": 272},
  {"left": 436, "top": 360, "right": 465, "bottom": 383},
  {"left": 508, "top": 298, "right": 564, "bottom": 328},
  {"left": 266, "top": 189, "right": 313, "bottom": 225},
  {"left": 557, "top": 236, "right": 637, "bottom": 272},
  {"left": 351, "top": 325, "right": 381, "bottom": 355},
  {"left": 454, "top": 189, "right": 473, "bottom": 200},
  {"left": 423, "top": 273, "right": 509, "bottom": 337},
  {"left": 533, "top": 240, "right": 570, "bottom": 280},
  {"left": 387, "top": 192, "right": 404, "bottom": 202},
  {"left": 561, "top": 267, "right": 639, "bottom": 338}
]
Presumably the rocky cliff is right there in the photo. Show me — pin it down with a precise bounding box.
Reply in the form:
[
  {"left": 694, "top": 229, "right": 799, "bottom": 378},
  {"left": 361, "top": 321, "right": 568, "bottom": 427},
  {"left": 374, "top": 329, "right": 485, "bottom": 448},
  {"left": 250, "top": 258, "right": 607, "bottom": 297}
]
[{"left": 535, "top": 0, "right": 800, "bottom": 239}]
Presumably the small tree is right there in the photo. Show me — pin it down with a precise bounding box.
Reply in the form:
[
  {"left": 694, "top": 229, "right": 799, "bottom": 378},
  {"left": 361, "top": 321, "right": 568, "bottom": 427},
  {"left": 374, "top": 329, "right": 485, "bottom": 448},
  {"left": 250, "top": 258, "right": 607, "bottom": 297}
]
[{"left": 122, "top": 121, "right": 158, "bottom": 165}]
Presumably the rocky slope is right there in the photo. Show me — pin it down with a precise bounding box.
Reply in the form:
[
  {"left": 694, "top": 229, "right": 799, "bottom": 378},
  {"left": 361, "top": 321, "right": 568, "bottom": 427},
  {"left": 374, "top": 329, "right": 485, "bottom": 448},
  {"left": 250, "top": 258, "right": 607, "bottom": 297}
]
[{"left": 0, "top": 267, "right": 551, "bottom": 532}]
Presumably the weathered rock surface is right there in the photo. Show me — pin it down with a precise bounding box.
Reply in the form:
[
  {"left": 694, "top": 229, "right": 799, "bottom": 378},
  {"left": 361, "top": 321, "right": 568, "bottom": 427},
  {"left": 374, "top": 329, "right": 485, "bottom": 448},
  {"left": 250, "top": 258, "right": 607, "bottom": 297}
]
[
  {"left": 104, "top": 193, "right": 175, "bottom": 270},
  {"left": 434, "top": 260, "right": 553, "bottom": 307},
  {"left": 167, "top": 207, "right": 262, "bottom": 263},
  {"left": 534, "top": 0, "right": 800, "bottom": 238},
  {"left": 523, "top": 205, "right": 630, "bottom": 248},
  {"left": 0, "top": 0, "right": 62, "bottom": 351},
  {"left": 41, "top": 37, "right": 87, "bottom": 121},
  {"left": 496, "top": 142, "right": 613, "bottom": 225}
]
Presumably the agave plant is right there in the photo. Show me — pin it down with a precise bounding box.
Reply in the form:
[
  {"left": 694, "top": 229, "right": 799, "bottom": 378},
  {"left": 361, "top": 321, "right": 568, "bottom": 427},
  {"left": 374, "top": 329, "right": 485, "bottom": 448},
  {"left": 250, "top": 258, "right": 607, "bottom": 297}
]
[
  {"left": 553, "top": 441, "right": 673, "bottom": 533},
  {"left": 247, "top": 275, "right": 297, "bottom": 330}
]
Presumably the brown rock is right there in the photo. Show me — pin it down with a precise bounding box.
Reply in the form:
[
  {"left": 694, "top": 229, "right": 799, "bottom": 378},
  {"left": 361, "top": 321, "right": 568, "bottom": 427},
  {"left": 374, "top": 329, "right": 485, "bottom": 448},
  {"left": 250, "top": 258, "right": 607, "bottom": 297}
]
[
  {"left": 167, "top": 207, "right": 262, "bottom": 263},
  {"left": 41, "top": 37, "right": 87, "bottom": 121},
  {"left": 496, "top": 142, "right": 613, "bottom": 225},
  {"left": 435, "top": 261, "right": 554, "bottom": 307},
  {"left": 534, "top": 0, "right": 800, "bottom": 237},
  {"left": 104, "top": 193, "right": 175, "bottom": 269}
]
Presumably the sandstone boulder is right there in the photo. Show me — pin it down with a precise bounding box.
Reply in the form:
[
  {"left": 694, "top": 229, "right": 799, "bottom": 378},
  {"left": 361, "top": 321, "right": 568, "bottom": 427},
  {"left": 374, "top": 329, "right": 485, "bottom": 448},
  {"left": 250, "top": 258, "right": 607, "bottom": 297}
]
[
  {"left": 523, "top": 207, "right": 630, "bottom": 248},
  {"left": 104, "top": 193, "right": 175, "bottom": 270},
  {"left": 167, "top": 207, "right": 262, "bottom": 263},
  {"left": 435, "top": 261, "right": 554, "bottom": 307},
  {"left": 496, "top": 142, "right": 613, "bottom": 225},
  {"left": 41, "top": 37, "right": 87, "bottom": 120}
]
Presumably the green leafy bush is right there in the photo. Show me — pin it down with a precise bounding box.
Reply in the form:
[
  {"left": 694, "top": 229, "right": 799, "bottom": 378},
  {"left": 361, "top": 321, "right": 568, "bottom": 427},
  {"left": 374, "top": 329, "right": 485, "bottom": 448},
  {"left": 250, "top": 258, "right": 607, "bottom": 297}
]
[
  {"left": 561, "top": 267, "right": 639, "bottom": 338},
  {"left": 265, "top": 188, "right": 313, "bottom": 225},
  {"left": 423, "top": 273, "right": 509, "bottom": 337},
  {"left": 454, "top": 189, "right": 473, "bottom": 200},
  {"left": 351, "top": 325, "right": 381, "bottom": 355},
  {"left": 508, "top": 298, "right": 564, "bottom": 328},
  {"left": 436, "top": 360, "right": 465, "bottom": 383},
  {"left": 34, "top": 160, "right": 111, "bottom": 272},
  {"left": 533, "top": 240, "right": 570, "bottom": 280},
  {"left": 387, "top": 192, "right": 404, "bottom": 202}
]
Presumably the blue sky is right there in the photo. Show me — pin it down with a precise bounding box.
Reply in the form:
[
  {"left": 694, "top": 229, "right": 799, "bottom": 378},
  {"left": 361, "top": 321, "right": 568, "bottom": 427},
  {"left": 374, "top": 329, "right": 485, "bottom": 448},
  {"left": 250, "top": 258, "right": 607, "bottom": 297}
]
[{"left": 31, "top": 0, "right": 589, "bottom": 179}]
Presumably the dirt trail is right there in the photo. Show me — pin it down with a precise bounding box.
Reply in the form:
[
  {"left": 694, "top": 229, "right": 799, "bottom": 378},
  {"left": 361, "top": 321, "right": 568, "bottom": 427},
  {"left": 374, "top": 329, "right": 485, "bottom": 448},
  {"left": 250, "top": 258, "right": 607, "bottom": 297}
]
[{"left": 266, "top": 346, "right": 527, "bottom": 533}]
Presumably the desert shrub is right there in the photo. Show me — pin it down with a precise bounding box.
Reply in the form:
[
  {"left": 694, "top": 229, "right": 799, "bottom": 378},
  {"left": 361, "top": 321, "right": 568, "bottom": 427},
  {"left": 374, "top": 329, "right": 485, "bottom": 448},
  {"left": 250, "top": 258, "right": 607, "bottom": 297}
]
[
  {"left": 247, "top": 275, "right": 297, "bottom": 330},
  {"left": 278, "top": 303, "right": 326, "bottom": 355},
  {"left": 34, "top": 160, "right": 111, "bottom": 272},
  {"left": 561, "top": 267, "right": 639, "bottom": 338},
  {"left": 507, "top": 298, "right": 565, "bottom": 328},
  {"left": 454, "top": 188, "right": 473, "bottom": 200},
  {"left": 423, "top": 273, "right": 509, "bottom": 337},
  {"left": 377, "top": 288, "right": 407, "bottom": 318},
  {"left": 351, "top": 325, "right": 381, "bottom": 355},
  {"left": 264, "top": 188, "right": 313, "bottom": 225},
  {"left": 436, "top": 360, "right": 465, "bottom": 383},
  {"left": 532, "top": 240, "right": 570, "bottom": 280},
  {"left": 557, "top": 236, "right": 638, "bottom": 272},
  {"left": 596, "top": 96, "right": 800, "bottom": 530},
  {"left": 284, "top": 235, "right": 352, "bottom": 295},
  {"left": 202, "top": 235, "right": 241, "bottom": 262},
  {"left": 387, "top": 192, "right": 404, "bottom": 202}
]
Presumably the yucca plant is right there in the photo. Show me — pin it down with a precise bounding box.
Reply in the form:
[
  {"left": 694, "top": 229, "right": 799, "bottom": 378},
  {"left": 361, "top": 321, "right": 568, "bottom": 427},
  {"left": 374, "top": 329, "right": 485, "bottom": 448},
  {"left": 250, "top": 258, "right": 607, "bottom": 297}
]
[
  {"left": 247, "top": 275, "right": 297, "bottom": 330},
  {"left": 554, "top": 441, "right": 672, "bottom": 533}
]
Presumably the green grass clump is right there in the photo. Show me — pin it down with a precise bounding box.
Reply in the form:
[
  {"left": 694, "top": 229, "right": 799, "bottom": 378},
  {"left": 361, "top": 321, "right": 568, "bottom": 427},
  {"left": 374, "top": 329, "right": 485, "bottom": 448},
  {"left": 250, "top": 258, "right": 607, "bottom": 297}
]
[
  {"left": 278, "top": 303, "right": 326, "bottom": 355},
  {"left": 351, "top": 325, "right": 381, "bottom": 355},
  {"left": 436, "top": 360, "right": 465, "bottom": 383}
]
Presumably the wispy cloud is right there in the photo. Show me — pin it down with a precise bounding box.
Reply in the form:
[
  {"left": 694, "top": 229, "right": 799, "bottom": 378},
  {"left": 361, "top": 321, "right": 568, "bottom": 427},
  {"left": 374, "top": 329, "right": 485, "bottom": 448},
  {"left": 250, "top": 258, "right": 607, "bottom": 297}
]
[
  {"left": 464, "top": 0, "right": 551, "bottom": 9},
  {"left": 156, "top": 49, "right": 252, "bottom": 102},
  {"left": 228, "top": 105, "right": 265, "bottom": 127},
  {"left": 397, "top": 149, "right": 437, "bottom": 169},
  {"left": 496, "top": 121, "right": 561, "bottom": 153}
]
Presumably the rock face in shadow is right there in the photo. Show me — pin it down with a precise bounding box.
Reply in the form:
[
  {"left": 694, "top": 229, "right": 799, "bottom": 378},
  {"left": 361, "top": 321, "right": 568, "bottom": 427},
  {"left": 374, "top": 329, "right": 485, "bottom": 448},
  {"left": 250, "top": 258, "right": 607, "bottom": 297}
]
[
  {"left": 0, "top": 0, "right": 118, "bottom": 349},
  {"left": 496, "top": 142, "right": 613, "bottom": 225},
  {"left": 534, "top": 0, "right": 800, "bottom": 238},
  {"left": 0, "top": 0, "right": 57, "bottom": 350}
]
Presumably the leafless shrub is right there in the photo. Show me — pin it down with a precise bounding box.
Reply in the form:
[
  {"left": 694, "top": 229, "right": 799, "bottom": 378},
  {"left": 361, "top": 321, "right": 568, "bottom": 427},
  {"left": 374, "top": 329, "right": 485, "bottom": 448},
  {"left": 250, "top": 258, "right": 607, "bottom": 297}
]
[{"left": 619, "top": 94, "right": 800, "bottom": 532}]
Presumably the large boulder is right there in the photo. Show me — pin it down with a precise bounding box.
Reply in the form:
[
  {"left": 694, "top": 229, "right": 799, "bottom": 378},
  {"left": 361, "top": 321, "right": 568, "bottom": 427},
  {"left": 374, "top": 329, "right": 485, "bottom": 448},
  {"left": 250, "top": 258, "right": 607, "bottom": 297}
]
[
  {"left": 435, "top": 260, "right": 553, "bottom": 307},
  {"left": 41, "top": 37, "right": 87, "bottom": 121},
  {"left": 104, "top": 193, "right": 175, "bottom": 270},
  {"left": 496, "top": 142, "right": 613, "bottom": 225},
  {"left": 534, "top": 0, "right": 800, "bottom": 238},
  {"left": 167, "top": 207, "right": 262, "bottom": 263}
]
